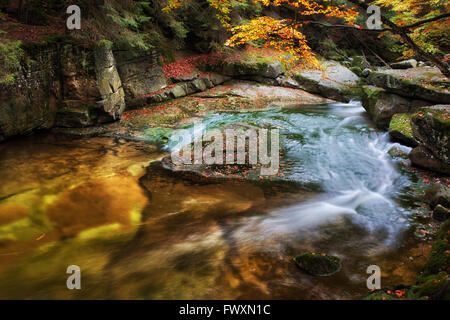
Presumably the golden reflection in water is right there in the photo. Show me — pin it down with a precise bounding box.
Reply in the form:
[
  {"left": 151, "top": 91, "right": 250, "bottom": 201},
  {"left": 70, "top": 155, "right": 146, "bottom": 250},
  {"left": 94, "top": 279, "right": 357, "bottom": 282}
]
[{"left": 0, "top": 134, "right": 430, "bottom": 300}]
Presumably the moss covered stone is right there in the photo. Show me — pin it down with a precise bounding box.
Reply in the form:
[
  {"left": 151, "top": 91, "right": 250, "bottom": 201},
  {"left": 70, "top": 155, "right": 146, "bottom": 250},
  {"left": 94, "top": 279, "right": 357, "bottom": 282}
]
[
  {"left": 388, "top": 113, "right": 418, "bottom": 147},
  {"left": 419, "top": 220, "right": 450, "bottom": 278},
  {"left": 293, "top": 252, "right": 342, "bottom": 276}
]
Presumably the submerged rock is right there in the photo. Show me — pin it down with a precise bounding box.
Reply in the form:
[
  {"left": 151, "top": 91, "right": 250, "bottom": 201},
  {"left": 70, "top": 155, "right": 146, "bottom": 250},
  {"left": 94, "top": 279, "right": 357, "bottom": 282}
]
[{"left": 293, "top": 252, "right": 342, "bottom": 276}]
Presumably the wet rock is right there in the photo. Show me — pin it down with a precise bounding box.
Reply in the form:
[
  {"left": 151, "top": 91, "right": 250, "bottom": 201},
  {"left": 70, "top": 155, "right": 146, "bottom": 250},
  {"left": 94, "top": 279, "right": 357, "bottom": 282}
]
[
  {"left": 411, "top": 105, "right": 450, "bottom": 170},
  {"left": 388, "top": 146, "right": 409, "bottom": 159},
  {"left": 367, "top": 67, "right": 450, "bottom": 104},
  {"left": 390, "top": 59, "right": 418, "bottom": 69},
  {"left": 424, "top": 183, "right": 450, "bottom": 210},
  {"left": 362, "top": 86, "right": 429, "bottom": 129},
  {"left": 293, "top": 252, "right": 342, "bottom": 276},
  {"left": 295, "top": 61, "right": 360, "bottom": 102},
  {"left": 388, "top": 113, "right": 419, "bottom": 147},
  {"left": 433, "top": 205, "right": 450, "bottom": 221},
  {"left": 409, "top": 145, "right": 450, "bottom": 175}
]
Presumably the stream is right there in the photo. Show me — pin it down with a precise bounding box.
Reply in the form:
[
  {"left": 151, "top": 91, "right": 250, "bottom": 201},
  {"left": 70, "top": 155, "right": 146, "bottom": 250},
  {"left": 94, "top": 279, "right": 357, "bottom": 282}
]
[{"left": 0, "top": 101, "right": 430, "bottom": 299}]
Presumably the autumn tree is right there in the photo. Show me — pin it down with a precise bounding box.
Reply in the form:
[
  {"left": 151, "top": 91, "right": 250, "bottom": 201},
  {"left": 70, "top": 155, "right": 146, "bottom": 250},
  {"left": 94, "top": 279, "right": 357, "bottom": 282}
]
[
  {"left": 164, "top": 0, "right": 359, "bottom": 67},
  {"left": 164, "top": 0, "right": 450, "bottom": 77}
]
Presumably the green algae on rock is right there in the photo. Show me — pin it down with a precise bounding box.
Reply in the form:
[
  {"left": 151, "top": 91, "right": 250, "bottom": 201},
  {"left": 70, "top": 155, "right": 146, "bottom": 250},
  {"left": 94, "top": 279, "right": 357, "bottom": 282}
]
[{"left": 293, "top": 252, "right": 342, "bottom": 276}]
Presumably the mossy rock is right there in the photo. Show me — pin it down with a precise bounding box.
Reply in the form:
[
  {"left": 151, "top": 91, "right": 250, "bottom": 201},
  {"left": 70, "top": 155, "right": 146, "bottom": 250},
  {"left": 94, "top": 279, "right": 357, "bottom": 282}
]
[
  {"left": 412, "top": 272, "right": 450, "bottom": 299},
  {"left": 419, "top": 220, "right": 450, "bottom": 279},
  {"left": 388, "top": 113, "right": 418, "bottom": 147},
  {"left": 293, "top": 252, "right": 342, "bottom": 276}
]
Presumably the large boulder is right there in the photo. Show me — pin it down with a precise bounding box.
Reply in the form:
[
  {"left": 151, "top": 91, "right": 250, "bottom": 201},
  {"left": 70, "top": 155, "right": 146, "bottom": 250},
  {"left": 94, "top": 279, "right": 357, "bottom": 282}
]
[
  {"left": 367, "top": 67, "right": 450, "bottom": 104},
  {"left": 362, "top": 85, "right": 430, "bottom": 129},
  {"left": 0, "top": 46, "right": 60, "bottom": 142},
  {"left": 424, "top": 183, "right": 450, "bottom": 209},
  {"left": 295, "top": 61, "right": 360, "bottom": 102},
  {"left": 409, "top": 145, "right": 450, "bottom": 175},
  {"left": 409, "top": 105, "right": 450, "bottom": 174},
  {"left": 115, "top": 49, "right": 167, "bottom": 102}
]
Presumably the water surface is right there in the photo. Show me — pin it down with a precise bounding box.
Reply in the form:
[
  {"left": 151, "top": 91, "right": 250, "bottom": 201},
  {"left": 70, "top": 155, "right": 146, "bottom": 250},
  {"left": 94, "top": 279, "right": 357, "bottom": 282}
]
[{"left": 0, "top": 102, "right": 429, "bottom": 299}]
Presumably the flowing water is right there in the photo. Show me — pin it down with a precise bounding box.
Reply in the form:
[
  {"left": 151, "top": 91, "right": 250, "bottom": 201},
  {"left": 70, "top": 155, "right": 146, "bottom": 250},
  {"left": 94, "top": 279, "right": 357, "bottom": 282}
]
[{"left": 0, "top": 101, "right": 430, "bottom": 299}]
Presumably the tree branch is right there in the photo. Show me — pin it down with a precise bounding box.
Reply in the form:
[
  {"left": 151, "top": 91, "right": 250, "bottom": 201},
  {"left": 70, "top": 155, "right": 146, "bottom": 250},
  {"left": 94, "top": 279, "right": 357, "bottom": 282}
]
[{"left": 401, "top": 13, "right": 450, "bottom": 30}]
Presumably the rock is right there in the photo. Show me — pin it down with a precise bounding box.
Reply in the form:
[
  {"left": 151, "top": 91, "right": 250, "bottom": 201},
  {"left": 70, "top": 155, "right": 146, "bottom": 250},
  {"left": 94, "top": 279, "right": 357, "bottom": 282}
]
[
  {"left": 424, "top": 183, "right": 450, "bottom": 209},
  {"left": 293, "top": 252, "right": 342, "bottom": 276},
  {"left": 277, "top": 76, "right": 302, "bottom": 89},
  {"left": 388, "top": 113, "right": 419, "bottom": 147},
  {"left": 0, "top": 46, "right": 60, "bottom": 141},
  {"left": 410, "top": 105, "right": 450, "bottom": 173},
  {"left": 362, "top": 68, "right": 372, "bottom": 77},
  {"left": 409, "top": 145, "right": 450, "bottom": 175},
  {"left": 295, "top": 61, "right": 360, "bottom": 102},
  {"left": 115, "top": 49, "right": 167, "bottom": 102},
  {"left": 433, "top": 204, "right": 450, "bottom": 221},
  {"left": 55, "top": 106, "right": 114, "bottom": 128},
  {"left": 169, "top": 84, "right": 188, "bottom": 99},
  {"left": 94, "top": 45, "right": 126, "bottom": 118},
  {"left": 219, "top": 59, "right": 285, "bottom": 79},
  {"left": 390, "top": 59, "right": 418, "bottom": 69},
  {"left": 367, "top": 67, "right": 450, "bottom": 104},
  {"left": 362, "top": 85, "right": 430, "bottom": 129},
  {"left": 388, "top": 146, "right": 409, "bottom": 159},
  {"left": 55, "top": 107, "right": 94, "bottom": 128}
]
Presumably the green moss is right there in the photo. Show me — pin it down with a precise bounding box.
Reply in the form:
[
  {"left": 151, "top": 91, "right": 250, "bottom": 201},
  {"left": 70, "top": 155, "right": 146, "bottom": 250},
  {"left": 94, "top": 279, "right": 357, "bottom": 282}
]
[
  {"left": 389, "top": 113, "right": 414, "bottom": 139},
  {"left": 349, "top": 66, "right": 362, "bottom": 77},
  {"left": 362, "top": 85, "right": 384, "bottom": 99},
  {"left": 364, "top": 291, "right": 399, "bottom": 300},
  {"left": 0, "top": 39, "right": 24, "bottom": 85},
  {"left": 419, "top": 220, "right": 450, "bottom": 279},
  {"left": 412, "top": 272, "right": 450, "bottom": 299}
]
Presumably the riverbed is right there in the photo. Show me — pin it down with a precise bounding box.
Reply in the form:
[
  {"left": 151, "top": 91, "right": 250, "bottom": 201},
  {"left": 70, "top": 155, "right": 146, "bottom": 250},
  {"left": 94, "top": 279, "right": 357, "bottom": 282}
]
[{"left": 0, "top": 101, "right": 432, "bottom": 299}]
